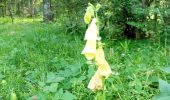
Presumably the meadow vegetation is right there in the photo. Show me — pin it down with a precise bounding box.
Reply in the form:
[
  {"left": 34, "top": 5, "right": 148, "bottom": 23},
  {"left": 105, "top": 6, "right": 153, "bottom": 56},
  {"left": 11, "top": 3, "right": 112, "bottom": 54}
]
[
  {"left": 0, "top": 0, "right": 170, "bottom": 100},
  {"left": 0, "top": 18, "right": 169, "bottom": 100}
]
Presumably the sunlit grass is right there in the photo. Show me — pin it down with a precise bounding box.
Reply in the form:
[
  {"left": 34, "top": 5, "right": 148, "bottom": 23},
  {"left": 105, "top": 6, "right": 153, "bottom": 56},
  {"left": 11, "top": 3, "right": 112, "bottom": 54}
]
[{"left": 0, "top": 17, "right": 42, "bottom": 24}]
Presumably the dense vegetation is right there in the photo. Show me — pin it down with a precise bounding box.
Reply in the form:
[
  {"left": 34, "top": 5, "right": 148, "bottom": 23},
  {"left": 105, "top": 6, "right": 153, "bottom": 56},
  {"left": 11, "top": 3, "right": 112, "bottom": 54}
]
[{"left": 0, "top": 0, "right": 170, "bottom": 100}]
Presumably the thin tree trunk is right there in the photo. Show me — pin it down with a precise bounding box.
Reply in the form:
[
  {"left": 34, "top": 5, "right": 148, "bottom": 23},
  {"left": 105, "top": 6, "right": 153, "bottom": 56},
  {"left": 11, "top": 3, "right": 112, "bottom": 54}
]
[
  {"left": 31, "top": 0, "right": 36, "bottom": 19},
  {"left": 43, "top": 0, "right": 53, "bottom": 22},
  {"left": 8, "top": 3, "right": 14, "bottom": 24},
  {"left": 16, "top": 2, "right": 21, "bottom": 16},
  {"left": 142, "top": 0, "right": 146, "bottom": 8}
]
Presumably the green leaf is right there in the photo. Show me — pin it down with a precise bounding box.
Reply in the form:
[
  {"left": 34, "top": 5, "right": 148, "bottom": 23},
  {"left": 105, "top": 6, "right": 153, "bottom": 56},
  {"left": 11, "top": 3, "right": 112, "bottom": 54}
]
[
  {"left": 96, "top": 3, "right": 101, "bottom": 11},
  {"left": 46, "top": 72, "right": 65, "bottom": 83},
  {"left": 36, "top": 93, "right": 47, "bottom": 100},
  {"left": 160, "top": 67, "right": 170, "bottom": 73},
  {"left": 38, "top": 82, "right": 45, "bottom": 87},
  {"left": 53, "top": 88, "right": 64, "bottom": 100},
  {"left": 153, "top": 93, "right": 170, "bottom": 100},
  {"left": 159, "top": 79, "right": 170, "bottom": 93},
  {"left": 62, "top": 91, "right": 77, "bottom": 100},
  {"left": 71, "top": 76, "right": 86, "bottom": 85},
  {"left": 43, "top": 83, "right": 58, "bottom": 93},
  {"left": 86, "top": 3, "right": 95, "bottom": 17},
  {"left": 0, "top": 73, "right": 5, "bottom": 80},
  {"left": 87, "top": 66, "right": 95, "bottom": 78}
]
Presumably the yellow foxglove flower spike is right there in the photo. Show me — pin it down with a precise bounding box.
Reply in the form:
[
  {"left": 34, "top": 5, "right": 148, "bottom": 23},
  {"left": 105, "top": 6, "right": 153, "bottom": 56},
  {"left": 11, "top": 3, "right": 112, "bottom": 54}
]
[
  {"left": 95, "top": 47, "right": 112, "bottom": 78},
  {"left": 84, "top": 18, "right": 98, "bottom": 40},
  {"left": 81, "top": 40, "right": 96, "bottom": 60},
  {"left": 82, "top": 3, "right": 112, "bottom": 91},
  {"left": 88, "top": 70, "right": 103, "bottom": 90}
]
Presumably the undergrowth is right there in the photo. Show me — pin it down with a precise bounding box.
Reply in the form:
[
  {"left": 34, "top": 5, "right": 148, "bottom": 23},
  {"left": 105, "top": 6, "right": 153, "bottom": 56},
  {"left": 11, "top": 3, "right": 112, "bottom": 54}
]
[{"left": 0, "top": 18, "right": 169, "bottom": 100}]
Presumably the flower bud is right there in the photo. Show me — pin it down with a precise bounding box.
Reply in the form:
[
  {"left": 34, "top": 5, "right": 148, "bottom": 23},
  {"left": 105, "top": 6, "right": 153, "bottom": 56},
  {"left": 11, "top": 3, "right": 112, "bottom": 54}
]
[
  {"left": 84, "top": 12, "right": 91, "bottom": 24},
  {"left": 96, "top": 3, "right": 101, "bottom": 11}
]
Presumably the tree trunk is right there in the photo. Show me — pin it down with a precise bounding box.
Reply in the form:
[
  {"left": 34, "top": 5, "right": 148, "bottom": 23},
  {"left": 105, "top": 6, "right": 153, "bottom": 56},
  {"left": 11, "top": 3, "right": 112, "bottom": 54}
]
[
  {"left": 43, "top": 0, "right": 53, "bottom": 22},
  {"left": 142, "top": 0, "right": 146, "bottom": 8},
  {"left": 16, "top": 2, "right": 21, "bottom": 16},
  {"left": 31, "top": 0, "right": 36, "bottom": 19},
  {"left": 8, "top": 4, "right": 14, "bottom": 24}
]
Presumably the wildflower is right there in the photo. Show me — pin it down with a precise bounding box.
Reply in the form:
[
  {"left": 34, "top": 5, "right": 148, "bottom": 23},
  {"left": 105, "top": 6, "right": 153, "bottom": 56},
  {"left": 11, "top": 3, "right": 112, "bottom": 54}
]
[
  {"left": 81, "top": 40, "right": 96, "bottom": 60},
  {"left": 97, "top": 60, "right": 112, "bottom": 78},
  {"left": 82, "top": 18, "right": 98, "bottom": 61},
  {"left": 88, "top": 70, "right": 103, "bottom": 90},
  {"left": 84, "top": 18, "right": 98, "bottom": 40},
  {"left": 95, "top": 47, "right": 112, "bottom": 78},
  {"left": 82, "top": 4, "right": 112, "bottom": 91},
  {"left": 95, "top": 45, "right": 105, "bottom": 62}
]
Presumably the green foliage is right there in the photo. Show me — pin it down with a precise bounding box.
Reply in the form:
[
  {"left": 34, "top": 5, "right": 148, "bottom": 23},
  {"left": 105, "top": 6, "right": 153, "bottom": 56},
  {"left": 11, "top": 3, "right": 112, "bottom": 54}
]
[
  {"left": 153, "top": 66, "right": 170, "bottom": 100},
  {"left": 0, "top": 1, "right": 169, "bottom": 99},
  {"left": 0, "top": 18, "right": 169, "bottom": 99},
  {"left": 97, "top": 0, "right": 170, "bottom": 40},
  {"left": 55, "top": 0, "right": 169, "bottom": 40},
  {"left": 159, "top": 79, "right": 170, "bottom": 93},
  {"left": 1, "top": 0, "right": 169, "bottom": 41}
]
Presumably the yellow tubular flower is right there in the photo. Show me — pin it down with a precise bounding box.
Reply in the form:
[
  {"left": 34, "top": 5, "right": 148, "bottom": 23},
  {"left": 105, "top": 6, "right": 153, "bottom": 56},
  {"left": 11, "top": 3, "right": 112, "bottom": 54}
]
[
  {"left": 88, "top": 70, "right": 103, "bottom": 90},
  {"left": 81, "top": 40, "right": 96, "bottom": 60},
  {"left": 95, "top": 46, "right": 105, "bottom": 62},
  {"left": 95, "top": 47, "right": 112, "bottom": 78},
  {"left": 97, "top": 60, "right": 112, "bottom": 78},
  {"left": 85, "top": 18, "right": 98, "bottom": 40}
]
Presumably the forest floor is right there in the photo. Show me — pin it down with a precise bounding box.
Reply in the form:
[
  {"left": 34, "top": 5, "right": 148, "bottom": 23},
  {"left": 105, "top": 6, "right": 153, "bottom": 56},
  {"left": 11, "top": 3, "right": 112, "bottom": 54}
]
[{"left": 0, "top": 18, "right": 170, "bottom": 100}]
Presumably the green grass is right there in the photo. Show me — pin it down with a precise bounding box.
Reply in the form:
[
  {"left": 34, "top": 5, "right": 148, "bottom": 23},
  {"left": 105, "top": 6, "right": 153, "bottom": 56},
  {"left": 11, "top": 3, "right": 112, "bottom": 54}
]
[{"left": 0, "top": 18, "right": 169, "bottom": 100}]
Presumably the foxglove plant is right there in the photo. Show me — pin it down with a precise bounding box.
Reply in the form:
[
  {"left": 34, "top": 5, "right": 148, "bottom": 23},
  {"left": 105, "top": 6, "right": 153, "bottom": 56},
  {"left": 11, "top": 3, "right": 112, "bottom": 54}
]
[{"left": 81, "top": 3, "right": 112, "bottom": 91}]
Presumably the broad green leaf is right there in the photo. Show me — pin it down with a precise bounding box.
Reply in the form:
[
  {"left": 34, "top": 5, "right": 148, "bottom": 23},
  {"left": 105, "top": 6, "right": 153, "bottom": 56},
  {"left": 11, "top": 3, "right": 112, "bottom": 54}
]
[
  {"left": 36, "top": 93, "right": 47, "bottom": 100},
  {"left": 160, "top": 67, "right": 170, "bottom": 73},
  {"left": 71, "top": 76, "right": 86, "bottom": 85},
  {"left": 159, "top": 79, "right": 170, "bottom": 93},
  {"left": 153, "top": 93, "right": 170, "bottom": 100},
  {"left": 47, "top": 72, "right": 65, "bottom": 83},
  {"left": 53, "top": 88, "right": 64, "bottom": 100},
  {"left": 87, "top": 66, "right": 95, "bottom": 78},
  {"left": 60, "top": 69, "right": 72, "bottom": 77},
  {"left": 62, "top": 91, "right": 77, "bottom": 100},
  {"left": 43, "top": 86, "right": 51, "bottom": 93},
  {"left": 43, "top": 83, "right": 58, "bottom": 93},
  {"left": 49, "top": 83, "right": 58, "bottom": 92},
  {"left": 38, "top": 82, "right": 45, "bottom": 87}
]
